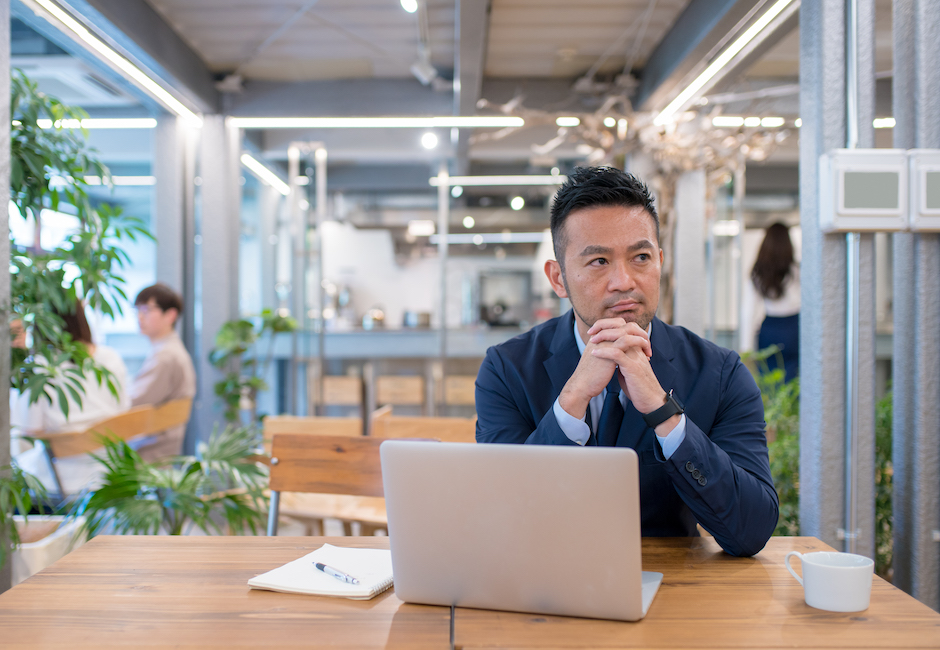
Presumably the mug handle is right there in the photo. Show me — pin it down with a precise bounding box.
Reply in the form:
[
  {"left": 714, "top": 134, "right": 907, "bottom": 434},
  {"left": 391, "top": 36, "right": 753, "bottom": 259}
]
[{"left": 785, "top": 551, "right": 804, "bottom": 586}]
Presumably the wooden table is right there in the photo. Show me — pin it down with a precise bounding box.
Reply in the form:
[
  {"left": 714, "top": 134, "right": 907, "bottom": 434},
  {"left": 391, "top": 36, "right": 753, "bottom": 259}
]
[
  {"left": 455, "top": 537, "right": 940, "bottom": 649},
  {"left": 0, "top": 536, "right": 448, "bottom": 649},
  {"left": 1, "top": 536, "right": 938, "bottom": 649}
]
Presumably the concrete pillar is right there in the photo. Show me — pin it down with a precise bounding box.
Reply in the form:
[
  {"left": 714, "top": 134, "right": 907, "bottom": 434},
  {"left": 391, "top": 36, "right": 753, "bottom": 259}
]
[
  {"left": 892, "top": 0, "right": 940, "bottom": 611},
  {"left": 1, "top": 0, "right": 12, "bottom": 595},
  {"left": 673, "top": 169, "right": 707, "bottom": 336},
  {"left": 798, "top": 0, "right": 848, "bottom": 551},
  {"left": 191, "top": 116, "right": 241, "bottom": 448},
  {"left": 799, "top": 0, "right": 878, "bottom": 562}
]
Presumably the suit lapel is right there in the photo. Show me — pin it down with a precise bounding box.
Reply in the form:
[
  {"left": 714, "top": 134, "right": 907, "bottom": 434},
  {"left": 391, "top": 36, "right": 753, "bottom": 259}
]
[
  {"left": 617, "top": 317, "right": 679, "bottom": 450},
  {"left": 543, "top": 310, "right": 581, "bottom": 399}
]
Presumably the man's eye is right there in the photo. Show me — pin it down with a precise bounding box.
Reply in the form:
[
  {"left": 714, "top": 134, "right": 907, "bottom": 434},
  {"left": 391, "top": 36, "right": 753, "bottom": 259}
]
[
  {"left": 590, "top": 258, "right": 608, "bottom": 265},
  {"left": 635, "top": 254, "right": 650, "bottom": 262}
]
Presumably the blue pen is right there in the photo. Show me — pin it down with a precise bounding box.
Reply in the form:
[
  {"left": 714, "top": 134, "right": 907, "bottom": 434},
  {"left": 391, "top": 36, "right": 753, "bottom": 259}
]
[{"left": 314, "top": 562, "right": 360, "bottom": 585}]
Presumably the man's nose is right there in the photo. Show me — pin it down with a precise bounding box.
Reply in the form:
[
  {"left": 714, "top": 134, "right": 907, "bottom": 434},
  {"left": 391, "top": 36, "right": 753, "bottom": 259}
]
[{"left": 608, "top": 260, "right": 637, "bottom": 291}]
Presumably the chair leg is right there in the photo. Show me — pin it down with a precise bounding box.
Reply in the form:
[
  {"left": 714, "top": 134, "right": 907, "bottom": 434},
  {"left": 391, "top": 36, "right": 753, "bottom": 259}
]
[{"left": 267, "top": 491, "right": 280, "bottom": 536}]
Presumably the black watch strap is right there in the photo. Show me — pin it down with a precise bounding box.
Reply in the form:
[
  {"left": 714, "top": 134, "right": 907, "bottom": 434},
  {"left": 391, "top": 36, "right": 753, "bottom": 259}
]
[{"left": 642, "top": 389, "right": 685, "bottom": 428}]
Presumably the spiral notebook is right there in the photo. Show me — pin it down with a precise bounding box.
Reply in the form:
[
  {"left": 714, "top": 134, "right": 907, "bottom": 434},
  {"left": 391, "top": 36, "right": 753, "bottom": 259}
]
[{"left": 248, "top": 544, "right": 394, "bottom": 600}]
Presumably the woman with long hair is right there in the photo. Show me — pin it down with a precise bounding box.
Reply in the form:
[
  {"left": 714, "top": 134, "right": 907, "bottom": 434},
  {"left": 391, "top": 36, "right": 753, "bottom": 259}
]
[{"left": 751, "top": 222, "right": 800, "bottom": 382}]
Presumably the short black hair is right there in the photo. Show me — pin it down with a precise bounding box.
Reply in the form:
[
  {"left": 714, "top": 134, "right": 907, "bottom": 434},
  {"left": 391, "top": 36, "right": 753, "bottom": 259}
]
[
  {"left": 135, "top": 283, "right": 184, "bottom": 323},
  {"left": 550, "top": 166, "right": 659, "bottom": 267}
]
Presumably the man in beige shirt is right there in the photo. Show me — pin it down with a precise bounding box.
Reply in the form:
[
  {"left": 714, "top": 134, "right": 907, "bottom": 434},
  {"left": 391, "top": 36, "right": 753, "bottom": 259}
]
[{"left": 131, "top": 284, "right": 197, "bottom": 460}]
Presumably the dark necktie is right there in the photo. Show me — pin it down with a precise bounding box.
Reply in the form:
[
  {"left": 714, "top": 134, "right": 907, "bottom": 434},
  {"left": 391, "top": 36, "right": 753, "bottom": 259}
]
[{"left": 595, "top": 375, "right": 624, "bottom": 447}]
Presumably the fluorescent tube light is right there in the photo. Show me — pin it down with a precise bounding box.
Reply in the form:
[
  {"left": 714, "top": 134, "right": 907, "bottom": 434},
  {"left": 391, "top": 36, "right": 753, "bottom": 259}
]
[
  {"left": 429, "top": 232, "right": 547, "bottom": 244},
  {"left": 407, "top": 220, "right": 436, "bottom": 237},
  {"left": 35, "top": 118, "right": 158, "bottom": 129},
  {"left": 30, "top": 0, "right": 202, "bottom": 125},
  {"left": 712, "top": 116, "right": 745, "bottom": 128},
  {"left": 654, "top": 0, "right": 796, "bottom": 125},
  {"left": 240, "top": 154, "right": 290, "bottom": 196},
  {"left": 873, "top": 117, "right": 896, "bottom": 129},
  {"left": 227, "top": 116, "right": 524, "bottom": 129},
  {"left": 556, "top": 116, "right": 580, "bottom": 127},
  {"left": 760, "top": 117, "right": 786, "bottom": 127},
  {"left": 744, "top": 117, "right": 761, "bottom": 127},
  {"left": 429, "top": 175, "right": 565, "bottom": 187}
]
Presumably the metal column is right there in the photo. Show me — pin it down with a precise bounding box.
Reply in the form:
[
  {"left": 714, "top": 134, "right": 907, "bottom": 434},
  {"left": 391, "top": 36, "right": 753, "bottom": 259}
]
[
  {"left": 842, "top": 0, "right": 878, "bottom": 560},
  {"left": 435, "top": 165, "right": 450, "bottom": 416},
  {"left": 892, "top": 0, "right": 940, "bottom": 611},
  {"left": 0, "top": 0, "right": 12, "bottom": 595}
]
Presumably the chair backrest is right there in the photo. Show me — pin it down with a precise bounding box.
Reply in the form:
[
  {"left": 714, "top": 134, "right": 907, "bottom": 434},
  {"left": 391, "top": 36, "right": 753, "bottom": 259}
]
[
  {"left": 150, "top": 398, "right": 193, "bottom": 432},
  {"left": 376, "top": 375, "right": 425, "bottom": 406},
  {"left": 371, "top": 415, "right": 477, "bottom": 443},
  {"left": 269, "top": 433, "right": 385, "bottom": 497},
  {"left": 262, "top": 415, "right": 362, "bottom": 437},
  {"left": 443, "top": 375, "right": 477, "bottom": 406},
  {"left": 35, "top": 406, "right": 157, "bottom": 458},
  {"left": 321, "top": 376, "right": 363, "bottom": 406}
]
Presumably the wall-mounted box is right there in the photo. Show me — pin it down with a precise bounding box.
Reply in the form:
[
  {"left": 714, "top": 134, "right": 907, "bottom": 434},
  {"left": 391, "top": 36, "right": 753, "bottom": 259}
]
[
  {"left": 819, "top": 149, "right": 908, "bottom": 233},
  {"left": 909, "top": 149, "right": 940, "bottom": 232}
]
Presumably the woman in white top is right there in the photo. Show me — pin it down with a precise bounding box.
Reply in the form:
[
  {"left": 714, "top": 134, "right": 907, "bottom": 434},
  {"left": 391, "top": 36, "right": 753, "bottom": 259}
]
[
  {"left": 750, "top": 222, "right": 800, "bottom": 382},
  {"left": 10, "top": 301, "right": 131, "bottom": 496}
]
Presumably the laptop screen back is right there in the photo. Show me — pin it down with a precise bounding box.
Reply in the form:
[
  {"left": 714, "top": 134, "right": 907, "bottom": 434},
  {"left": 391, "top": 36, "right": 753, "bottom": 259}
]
[{"left": 380, "top": 441, "right": 653, "bottom": 621}]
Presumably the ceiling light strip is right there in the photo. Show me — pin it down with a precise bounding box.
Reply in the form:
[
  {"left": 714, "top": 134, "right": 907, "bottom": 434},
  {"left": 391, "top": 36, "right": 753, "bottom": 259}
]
[
  {"left": 429, "top": 232, "right": 546, "bottom": 244},
  {"left": 33, "top": 118, "right": 158, "bottom": 129},
  {"left": 228, "top": 116, "right": 524, "bottom": 129},
  {"left": 28, "top": 0, "right": 202, "bottom": 125},
  {"left": 240, "top": 154, "right": 290, "bottom": 196},
  {"left": 429, "top": 175, "right": 565, "bottom": 187},
  {"left": 654, "top": 0, "right": 796, "bottom": 125}
]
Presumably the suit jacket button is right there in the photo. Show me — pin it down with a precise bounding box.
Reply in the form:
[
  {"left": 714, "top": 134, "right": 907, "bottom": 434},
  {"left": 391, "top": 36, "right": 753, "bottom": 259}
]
[
  {"left": 685, "top": 461, "right": 695, "bottom": 472},
  {"left": 691, "top": 469, "right": 701, "bottom": 480},
  {"left": 698, "top": 476, "right": 707, "bottom": 486}
]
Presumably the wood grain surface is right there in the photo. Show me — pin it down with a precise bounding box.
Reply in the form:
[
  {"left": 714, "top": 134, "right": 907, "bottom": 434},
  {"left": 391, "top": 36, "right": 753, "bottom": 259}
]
[
  {"left": 454, "top": 537, "right": 940, "bottom": 649},
  {"left": 0, "top": 536, "right": 448, "bottom": 649}
]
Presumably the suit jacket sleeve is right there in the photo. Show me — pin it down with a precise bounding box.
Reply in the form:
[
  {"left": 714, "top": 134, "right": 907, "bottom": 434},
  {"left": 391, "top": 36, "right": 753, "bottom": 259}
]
[
  {"left": 475, "top": 346, "right": 575, "bottom": 446},
  {"left": 654, "top": 352, "right": 779, "bottom": 557}
]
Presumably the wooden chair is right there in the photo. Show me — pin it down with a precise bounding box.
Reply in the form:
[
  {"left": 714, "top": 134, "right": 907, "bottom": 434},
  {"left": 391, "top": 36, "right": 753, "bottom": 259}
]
[
  {"left": 149, "top": 398, "right": 193, "bottom": 433},
  {"left": 370, "top": 406, "right": 477, "bottom": 443},
  {"left": 443, "top": 375, "right": 477, "bottom": 407},
  {"left": 267, "top": 434, "right": 387, "bottom": 537},
  {"left": 375, "top": 375, "right": 425, "bottom": 407},
  {"left": 30, "top": 406, "right": 158, "bottom": 497}
]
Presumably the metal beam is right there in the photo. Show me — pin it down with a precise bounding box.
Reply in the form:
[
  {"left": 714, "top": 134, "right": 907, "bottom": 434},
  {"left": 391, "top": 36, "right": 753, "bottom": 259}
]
[
  {"left": 454, "top": 0, "right": 491, "bottom": 174},
  {"left": 633, "top": 0, "right": 746, "bottom": 110},
  {"left": 59, "top": 0, "right": 219, "bottom": 112}
]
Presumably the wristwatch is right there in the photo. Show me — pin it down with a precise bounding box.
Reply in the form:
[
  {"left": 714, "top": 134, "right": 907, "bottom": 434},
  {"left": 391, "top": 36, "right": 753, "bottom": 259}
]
[{"left": 642, "top": 389, "right": 685, "bottom": 428}]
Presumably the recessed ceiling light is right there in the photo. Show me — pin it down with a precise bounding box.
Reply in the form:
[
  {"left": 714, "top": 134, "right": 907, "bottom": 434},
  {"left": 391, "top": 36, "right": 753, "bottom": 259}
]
[
  {"left": 744, "top": 117, "right": 761, "bottom": 127},
  {"left": 463, "top": 216, "right": 475, "bottom": 229},
  {"left": 713, "top": 116, "right": 745, "bottom": 128},
  {"left": 400, "top": 0, "right": 418, "bottom": 13},
  {"left": 873, "top": 117, "right": 896, "bottom": 129},
  {"left": 510, "top": 196, "right": 525, "bottom": 210},
  {"left": 556, "top": 116, "right": 580, "bottom": 127},
  {"left": 408, "top": 220, "right": 435, "bottom": 237},
  {"left": 451, "top": 185, "right": 463, "bottom": 198},
  {"left": 603, "top": 117, "right": 616, "bottom": 128},
  {"left": 761, "top": 117, "right": 785, "bottom": 127},
  {"left": 421, "top": 132, "right": 439, "bottom": 149}
]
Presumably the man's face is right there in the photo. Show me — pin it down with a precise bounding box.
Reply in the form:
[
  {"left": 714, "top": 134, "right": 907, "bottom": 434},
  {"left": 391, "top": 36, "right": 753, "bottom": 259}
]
[
  {"left": 545, "top": 204, "right": 662, "bottom": 339},
  {"left": 136, "top": 298, "right": 177, "bottom": 339}
]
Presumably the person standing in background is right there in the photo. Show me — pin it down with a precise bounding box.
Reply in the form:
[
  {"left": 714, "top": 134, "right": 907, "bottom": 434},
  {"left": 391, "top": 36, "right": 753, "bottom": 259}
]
[
  {"left": 750, "top": 222, "right": 800, "bottom": 382},
  {"left": 131, "top": 283, "right": 196, "bottom": 460}
]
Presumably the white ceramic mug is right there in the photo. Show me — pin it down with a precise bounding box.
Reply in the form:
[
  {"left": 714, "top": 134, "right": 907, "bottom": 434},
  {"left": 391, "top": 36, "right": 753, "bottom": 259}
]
[{"left": 785, "top": 551, "right": 874, "bottom": 612}]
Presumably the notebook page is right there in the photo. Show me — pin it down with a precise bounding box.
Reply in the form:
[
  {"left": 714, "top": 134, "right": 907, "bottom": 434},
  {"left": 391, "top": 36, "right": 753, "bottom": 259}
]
[{"left": 248, "top": 544, "right": 393, "bottom": 600}]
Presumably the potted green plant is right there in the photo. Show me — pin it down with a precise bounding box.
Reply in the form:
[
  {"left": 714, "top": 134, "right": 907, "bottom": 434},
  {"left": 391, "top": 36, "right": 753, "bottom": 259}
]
[
  {"left": 210, "top": 310, "right": 298, "bottom": 423},
  {"left": 72, "top": 424, "right": 268, "bottom": 537},
  {"left": 3, "top": 69, "right": 149, "bottom": 580}
]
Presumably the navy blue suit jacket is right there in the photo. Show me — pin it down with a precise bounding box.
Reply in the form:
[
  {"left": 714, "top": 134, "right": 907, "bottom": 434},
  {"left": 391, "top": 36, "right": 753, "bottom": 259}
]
[{"left": 475, "top": 311, "right": 779, "bottom": 557}]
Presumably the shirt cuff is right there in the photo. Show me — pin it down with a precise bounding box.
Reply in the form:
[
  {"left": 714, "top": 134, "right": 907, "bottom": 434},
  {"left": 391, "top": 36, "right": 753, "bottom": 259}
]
[
  {"left": 653, "top": 413, "right": 687, "bottom": 459},
  {"left": 553, "top": 397, "right": 591, "bottom": 446}
]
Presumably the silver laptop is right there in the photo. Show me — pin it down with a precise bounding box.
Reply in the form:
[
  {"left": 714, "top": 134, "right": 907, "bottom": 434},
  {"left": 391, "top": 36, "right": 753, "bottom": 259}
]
[{"left": 379, "top": 440, "right": 663, "bottom": 621}]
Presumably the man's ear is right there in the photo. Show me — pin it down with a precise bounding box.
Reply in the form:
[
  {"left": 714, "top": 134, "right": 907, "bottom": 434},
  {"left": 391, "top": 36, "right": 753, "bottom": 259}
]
[
  {"left": 167, "top": 308, "right": 180, "bottom": 327},
  {"left": 544, "top": 260, "right": 568, "bottom": 298}
]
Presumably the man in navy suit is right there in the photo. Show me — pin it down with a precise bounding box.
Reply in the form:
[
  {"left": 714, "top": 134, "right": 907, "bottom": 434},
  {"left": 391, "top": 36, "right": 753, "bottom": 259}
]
[{"left": 475, "top": 166, "right": 778, "bottom": 557}]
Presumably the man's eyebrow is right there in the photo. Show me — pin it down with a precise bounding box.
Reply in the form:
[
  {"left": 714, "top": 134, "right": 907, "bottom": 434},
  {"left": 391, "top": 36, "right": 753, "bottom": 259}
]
[{"left": 577, "top": 240, "right": 656, "bottom": 257}]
